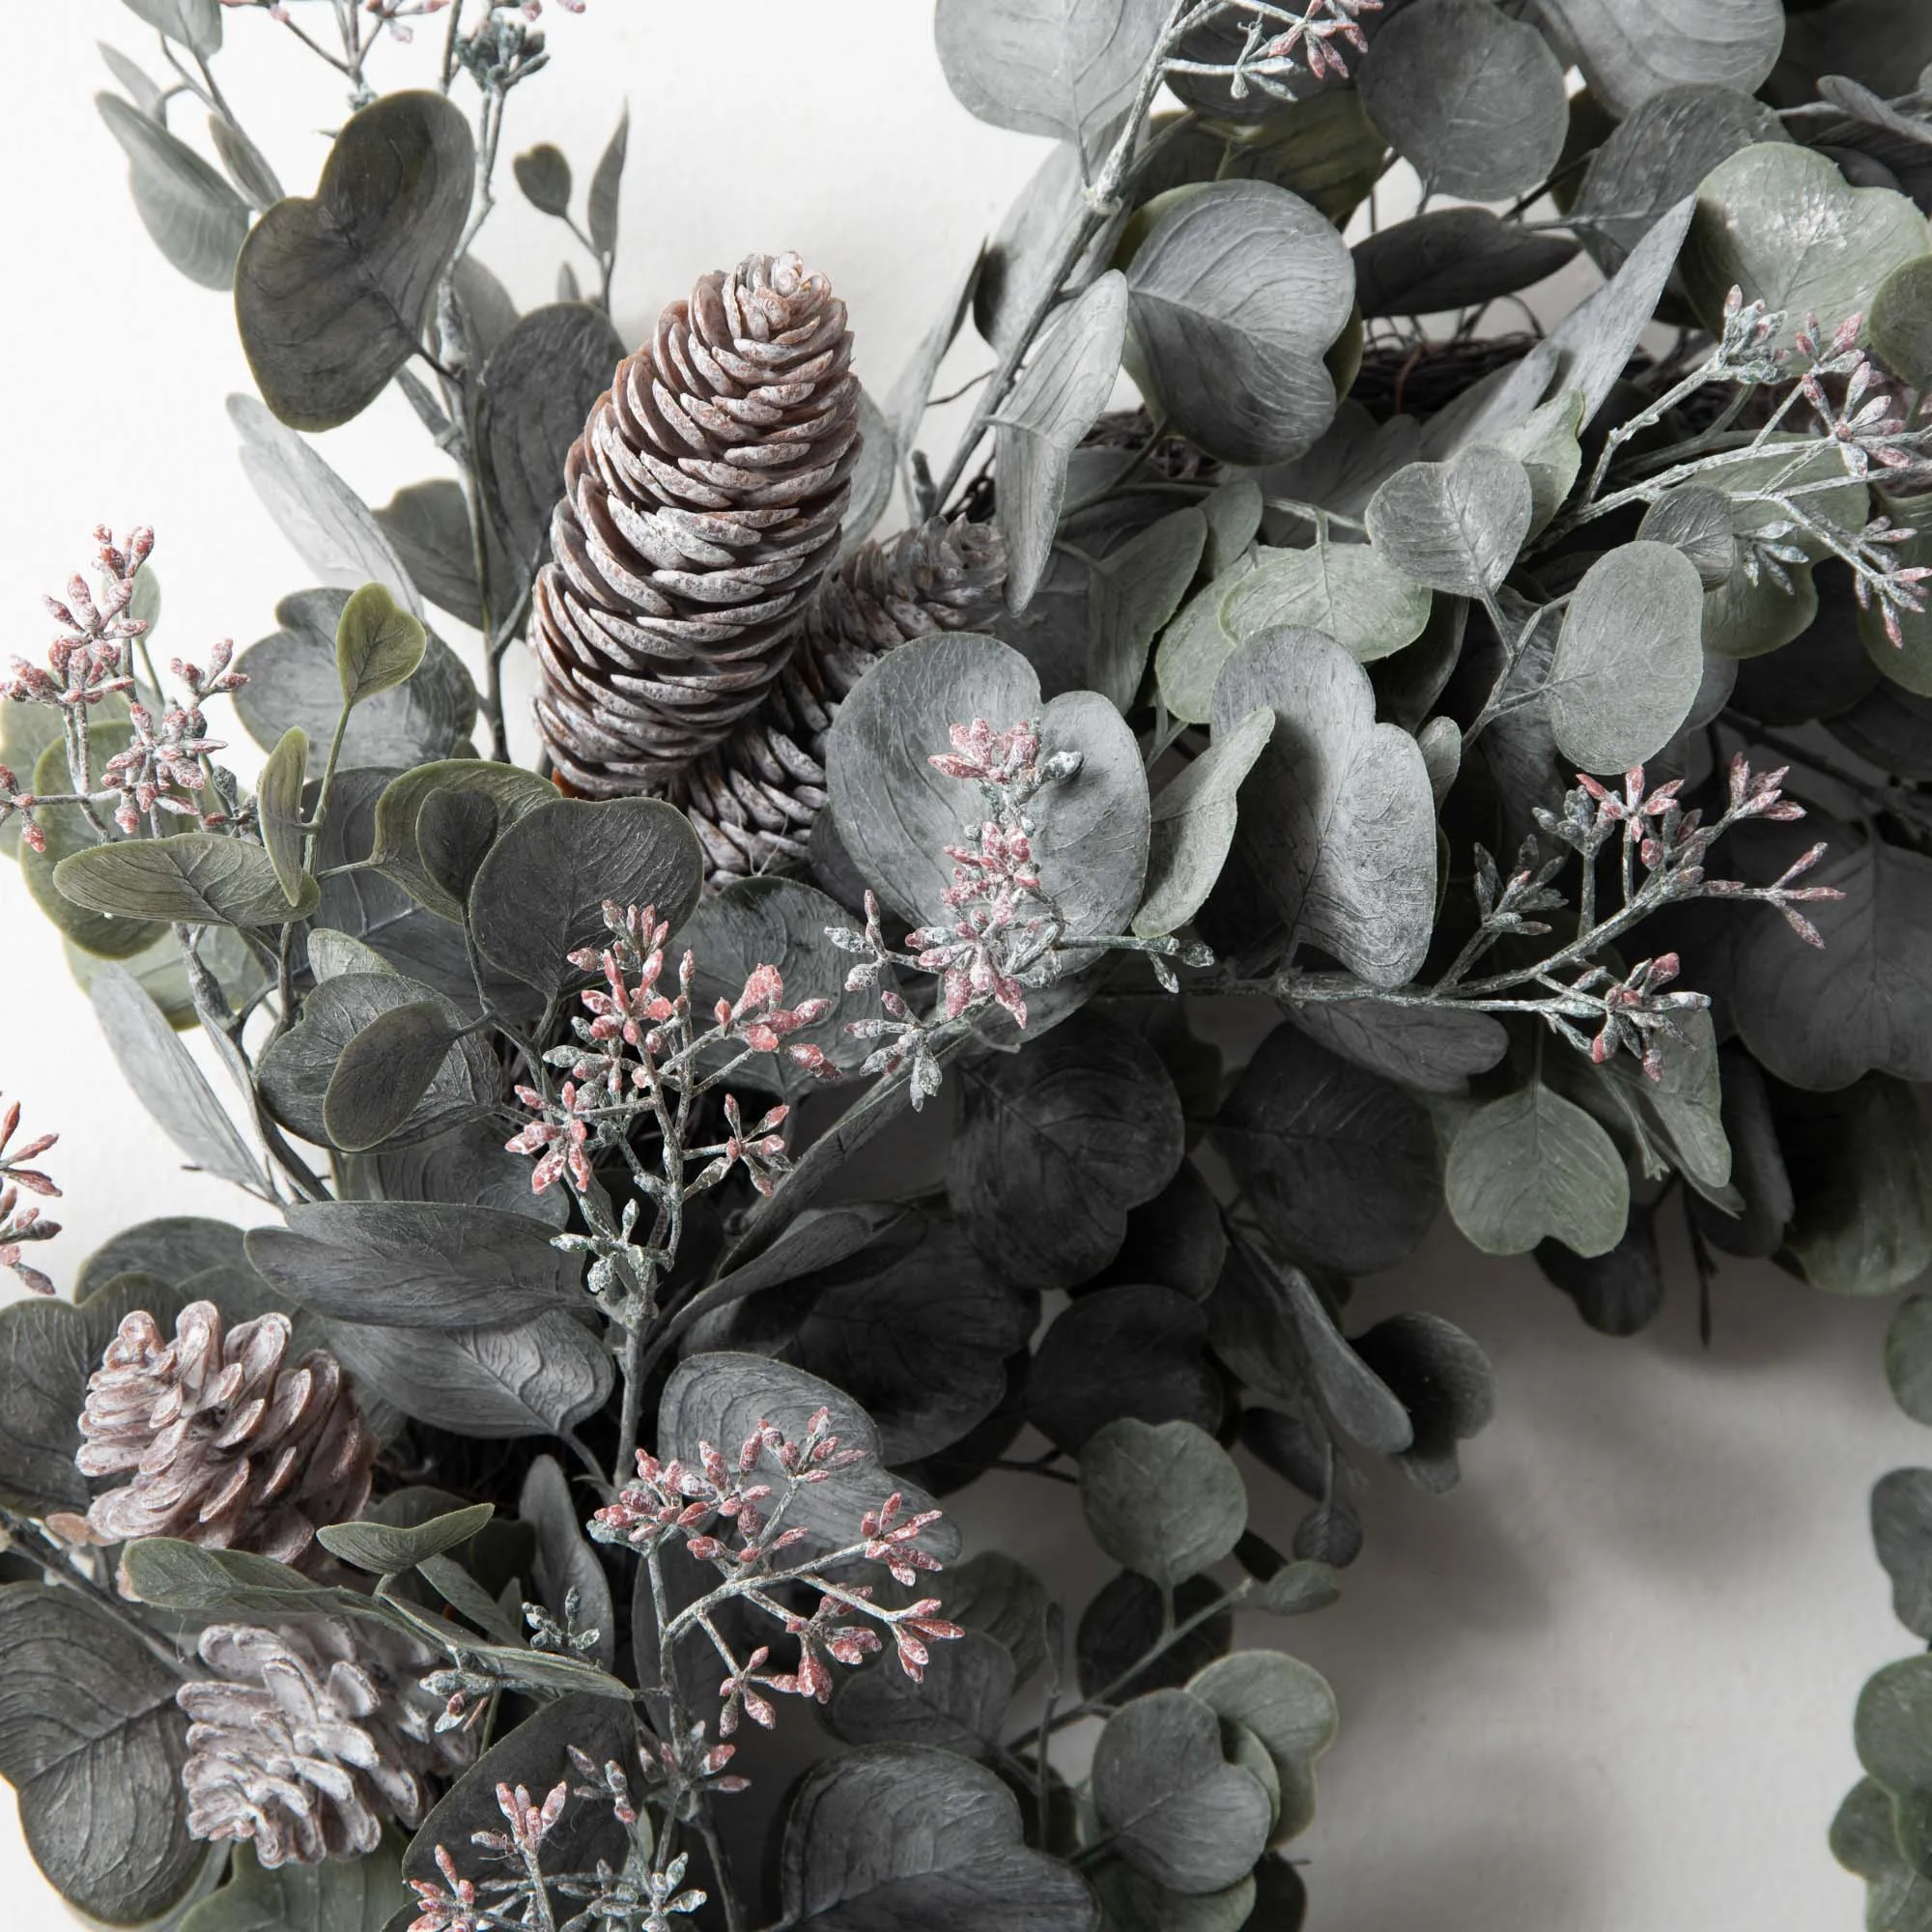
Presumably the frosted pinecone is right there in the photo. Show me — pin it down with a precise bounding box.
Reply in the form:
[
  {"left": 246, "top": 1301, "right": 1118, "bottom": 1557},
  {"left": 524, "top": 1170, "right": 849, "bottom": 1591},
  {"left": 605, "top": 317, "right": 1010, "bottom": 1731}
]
[
  {"left": 179, "top": 1618, "right": 471, "bottom": 1866},
  {"left": 668, "top": 515, "right": 1008, "bottom": 884},
  {"left": 76, "top": 1301, "right": 377, "bottom": 1583},
  {"left": 531, "top": 249, "right": 862, "bottom": 794}
]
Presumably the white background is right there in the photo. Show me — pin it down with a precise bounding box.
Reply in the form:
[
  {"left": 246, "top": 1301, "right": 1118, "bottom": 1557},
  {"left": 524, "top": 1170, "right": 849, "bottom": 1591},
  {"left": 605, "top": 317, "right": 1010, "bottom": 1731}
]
[{"left": 0, "top": 5, "right": 1922, "bottom": 1927}]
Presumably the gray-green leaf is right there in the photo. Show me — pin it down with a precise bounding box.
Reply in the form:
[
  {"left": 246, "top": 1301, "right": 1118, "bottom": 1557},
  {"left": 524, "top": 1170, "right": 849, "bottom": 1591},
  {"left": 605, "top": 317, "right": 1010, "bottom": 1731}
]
[
  {"left": 1365, "top": 446, "right": 1533, "bottom": 599},
  {"left": 1445, "top": 1083, "right": 1631, "bottom": 1258},
  {"left": 97, "top": 93, "right": 249, "bottom": 290},
  {"left": 1081, "top": 1418, "right": 1246, "bottom": 1589}
]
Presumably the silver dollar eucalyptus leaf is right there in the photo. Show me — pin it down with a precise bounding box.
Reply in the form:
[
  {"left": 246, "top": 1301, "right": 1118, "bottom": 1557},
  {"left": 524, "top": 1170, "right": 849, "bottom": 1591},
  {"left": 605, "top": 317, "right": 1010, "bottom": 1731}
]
[
  {"left": 1123, "top": 181, "right": 1354, "bottom": 468},
  {"left": 1210, "top": 629, "right": 1437, "bottom": 988},
  {"left": 1446, "top": 1082, "right": 1631, "bottom": 1258},
  {"left": 235, "top": 90, "right": 474, "bottom": 430},
  {"left": 1540, "top": 0, "right": 1785, "bottom": 117},
  {"left": 1357, "top": 0, "right": 1568, "bottom": 202},
  {"left": 1543, "top": 541, "right": 1706, "bottom": 772},
  {"left": 1364, "top": 446, "right": 1534, "bottom": 600},
  {"left": 934, "top": 0, "right": 1169, "bottom": 173},
  {"left": 781, "top": 1744, "right": 1096, "bottom": 1928}
]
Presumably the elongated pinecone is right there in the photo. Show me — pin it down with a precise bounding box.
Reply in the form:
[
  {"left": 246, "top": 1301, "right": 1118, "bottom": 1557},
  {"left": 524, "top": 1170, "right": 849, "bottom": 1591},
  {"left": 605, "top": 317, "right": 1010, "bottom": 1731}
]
[
  {"left": 532, "top": 249, "right": 861, "bottom": 794},
  {"left": 180, "top": 1618, "right": 470, "bottom": 1866},
  {"left": 76, "top": 1301, "right": 377, "bottom": 1582},
  {"left": 667, "top": 514, "right": 1008, "bottom": 883}
]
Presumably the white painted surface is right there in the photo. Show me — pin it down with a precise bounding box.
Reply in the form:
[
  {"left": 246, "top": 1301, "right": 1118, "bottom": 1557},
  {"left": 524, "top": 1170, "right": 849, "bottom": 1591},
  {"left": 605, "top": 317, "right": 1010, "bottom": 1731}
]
[{"left": 0, "top": 7, "right": 1913, "bottom": 1927}]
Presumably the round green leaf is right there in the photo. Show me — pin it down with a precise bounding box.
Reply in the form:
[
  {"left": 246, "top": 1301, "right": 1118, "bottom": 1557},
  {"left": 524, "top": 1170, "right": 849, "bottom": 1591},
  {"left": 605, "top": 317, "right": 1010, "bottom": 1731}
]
[
  {"left": 1445, "top": 1083, "right": 1632, "bottom": 1258},
  {"left": 336, "top": 582, "right": 427, "bottom": 708},
  {"left": 1365, "top": 447, "right": 1534, "bottom": 599},
  {"left": 1544, "top": 542, "right": 1706, "bottom": 773},
  {"left": 1358, "top": 0, "right": 1568, "bottom": 201},
  {"left": 1682, "top": 142, "right": 1931, "bottom": 349},
  {"left": 1080, "top": 1418, "right": 1246, "bottom": 1589}
]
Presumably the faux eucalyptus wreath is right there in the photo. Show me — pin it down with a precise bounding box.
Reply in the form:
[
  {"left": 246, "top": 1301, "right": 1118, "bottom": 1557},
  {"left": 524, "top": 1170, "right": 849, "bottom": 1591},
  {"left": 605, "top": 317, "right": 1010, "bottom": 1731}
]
[{"left": 6, "top": 1, "right": 1932, "bottom": 1927}]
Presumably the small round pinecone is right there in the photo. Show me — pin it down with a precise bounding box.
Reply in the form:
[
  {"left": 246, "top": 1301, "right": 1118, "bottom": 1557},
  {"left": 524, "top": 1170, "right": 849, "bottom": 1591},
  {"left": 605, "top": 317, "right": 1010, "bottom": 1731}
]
[
  {"left": 532, "top": 249, "right": 861, "bottom": 794},
  {"left": 179, "top": 1618, "right": 470, "bottom": 1866},
  {"left": 76, "top": 1301, "right": 377, "bottom": 1581},
  {"left": 667, "top": 515, "right": 1009, "bottom": 884}
]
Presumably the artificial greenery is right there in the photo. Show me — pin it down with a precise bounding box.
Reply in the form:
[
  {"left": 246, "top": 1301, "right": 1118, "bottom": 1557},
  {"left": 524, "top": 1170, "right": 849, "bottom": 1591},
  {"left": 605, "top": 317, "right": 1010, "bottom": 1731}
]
[{"left": 4, "top": 1, "right": 1932, "bottom": 1927}]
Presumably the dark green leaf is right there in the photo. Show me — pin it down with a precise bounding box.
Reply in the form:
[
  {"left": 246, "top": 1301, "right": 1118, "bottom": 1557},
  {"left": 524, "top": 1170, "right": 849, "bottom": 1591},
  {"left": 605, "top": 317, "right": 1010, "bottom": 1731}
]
[
  {"left": 1365, "top": 446, "right": 1533, "bottom": 599},
  {"left": 479, "top": 302, "right": 626, "bottom": 569},
  {"left": 77, "top": 1218, "right": 243, "bottom": 1298},
  {"left": 1208, "top": 1244, "right": 1413, "bottom": 1457},
  {"left": 180, "top": 1838, "right": 402, "bottom": 1932},
  {"left": 1282, "top": 1000, "right": 1507, "bottom": 1096},
  {"left": 951, "top": 1010, "right": 1181, "bottom": 1291},
  {"left": 1352, "top": 208, "right": 1577, "bottom": 319},
  {"left": 1211, "top": 1023, "right": 1439, "bottom": 1274},
  {"left": 782, "top": 1743, "right": 1098, "bottom": 1929},
  {"left": 686, "top": 1214, "right": 1036, "bottom": 1464},
  {"left": 996, "top": 271, "right": 1129, "bottom": 609},
  {"left": 58, "top": 832, "right": 317, "bottom": 927},
  {"left": 236, "top": 90, "right": 474, "bottom": 430},
  {"left": 0, "top": 1583, "right": 200, "bottom": 1921},
  {"left": 97, "top": 92, "right": 248, "bottom": 289},
  {"left": 1731, "top": 834, "right": 1932, "bottom": 1090},
  {"left": 1889, "top": 1296, "right": 1932, "bottom": 1426},
  {"left": 513, "top": 143, "right": 571, "bottom": 215},
  {"left": 245, "top": 1201, "right": 582, "bottom": 1330},
  {"left": 323, "top": 1000, "right": 469, "bottom": 1153},
  {"left": 349, "top": 1118, "right": 568, "bottom": 1231},
  {"left": 468, "top": 796, "right": 704, "bottom": 1001},
  {"left": 1544, "top": 541, "right": 1706, "bottom": 772},
  {"left": 1124, "top": 181, "right": 1353, "bottom": 468},
  {"left": 827, "top": 630, "right": 1149, "bottom": 935},
  {"left": 368, "top": 758, "right": 556, "bottom": 923},
  {"left": 1186, "top": 1650, "right": 1337, "bottom": 1844},
  {"left": 318, "top": 1501, "right": 496, "bottom": 1575},
  {"left": 1027, "top": 1285, "right": 1220, "bottom": 1453},
  {"left": 257, "top": 971, "right": 496, "bottom": 1150},
  {"left": 120, "top": 1539, "right": 389, "bottom": 1620},
  {"left": 1874, "top": 1469, "right": 1932, "bottom": 1639},
  {"left": 939, "top": 1553, "right": 1053, "bottom": 1689},
  {"left": 1089, "top": 507, "right": 1207, "bottom": 711},
  {"left": 91, "top": 962, "right": 267, "bottom": 1190},
  {"left": 1775, "top": 1072, "right": 1932, "bottom": 1296},
  {"left": 374, "top": 480, "right": 484, "bottom": 632},
  {"left": 830, "top": 1632, "right": 1016, "bottom": 1759},
  {"left": 1079, "top": 1572, "right": 1233, "bottom": 1702},
  {"left": 0, "top": 1279, "right": 185, "bottom": 1515},
  {"left": 660, "top": 1353, "right": 960, "bottom": 1567},
  {"left": 1351, "top": 1311, "right": 1495, "bottom": 1492},
  {"left": 1833, "top": 1774, "right": 1932, "bottom": 1932},
  {"left": 520, "top": 1453, "right": 615, "bottom": 1671},
  {"left": 1535, "top": 1200, "right": 1665, "bottom": 1336},
  {"left": 336, "top": 583, "right": 427, "bottom": 708},
  {"left": 1093, "top": 1689, "right": 1272, "bottom": 1893},
  {"left": 1446, "top": 1082, "right": 1632, "bottom": 1258},
  {"left": 1211, "top": 631, "right": 1436, "bottom": 985},
  {"left": 678, "top": 877, "right": 864, "bottom": 1095},
  {"left": 1081, "top": 1418, "right": 1245, "bottom": 1589},
  {"left": 1359, "top": 0, "right": 1567, "bottom": 200},
  {"left": 323, "top": 1310, "right": 611, "bottom": 1438},
  {"left": 1857, "top": 1655, "right": 1932, "bottom": 1877},
  {"left": 405, "top": 1698, "right": 633, "bottom": 1903},
  {"left": 257, "top": 725, "right": 310, "bottom": 902}
]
